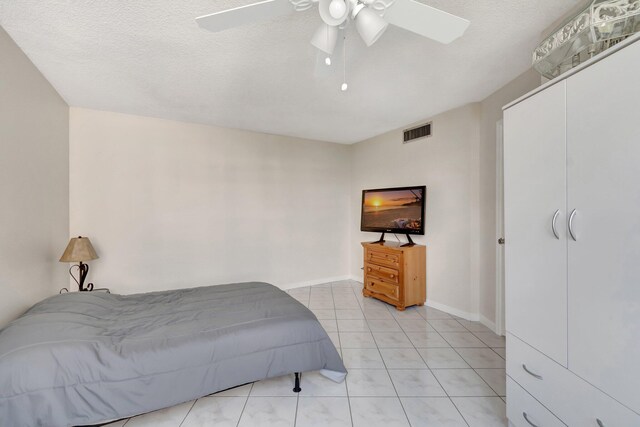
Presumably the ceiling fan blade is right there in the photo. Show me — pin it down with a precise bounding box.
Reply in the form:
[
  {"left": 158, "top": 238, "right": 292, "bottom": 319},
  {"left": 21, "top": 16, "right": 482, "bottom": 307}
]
[
  {"left": 196, "top": 0, "right": 294, "bottom": 33},
  {"left": 384, "top": 0, "right": 469, "bottom": 44}
]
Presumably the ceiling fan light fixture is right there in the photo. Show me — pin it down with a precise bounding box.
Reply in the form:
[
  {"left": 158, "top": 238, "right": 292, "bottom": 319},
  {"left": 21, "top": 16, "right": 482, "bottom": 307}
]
[
  {"left": 329, "top": 0, "right": 347, "bottom": 19},
  {"left": 319, "top": 0, "right": 349, "bottom": 25},
  {"left": 355, "top": 7, "right": 388, "bottom": 47},
  {"left": 351, "top": 2, "right": 365, "bottom": 18},
  {"left": 311, "top": 23, "right": 339, "bottom": 55}
]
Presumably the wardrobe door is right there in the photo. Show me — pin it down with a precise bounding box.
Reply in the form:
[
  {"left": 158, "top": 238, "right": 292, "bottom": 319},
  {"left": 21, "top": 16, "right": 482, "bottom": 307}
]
[
  {"left": 504, "top": 81, "right": 567, "bottom": 366},
  {"left": 566, "top": 41, "right": 640, "bottom": 414}
]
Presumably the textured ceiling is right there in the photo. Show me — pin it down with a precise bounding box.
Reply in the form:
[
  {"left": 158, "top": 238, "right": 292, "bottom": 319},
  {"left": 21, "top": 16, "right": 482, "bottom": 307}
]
[{"left": 0, "top": 0, "right": 582, "bottom": 143}]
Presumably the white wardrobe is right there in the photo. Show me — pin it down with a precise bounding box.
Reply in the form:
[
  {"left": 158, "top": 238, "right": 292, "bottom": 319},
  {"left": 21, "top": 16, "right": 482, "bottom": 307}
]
[{"left": 504, "top": 36, "right": 640, "bottom": 427}]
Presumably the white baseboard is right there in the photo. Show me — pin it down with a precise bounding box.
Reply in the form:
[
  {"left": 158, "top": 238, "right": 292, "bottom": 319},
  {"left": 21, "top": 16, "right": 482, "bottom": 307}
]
[
  {"left": 424, "top": 302, "right": 500, "bottom": 335},
  {"left": 351, "top": 276, "right": 480, "bottom": 322},
  {"left": 281, "top": 275, "right": 352, "bottom": 290},
  {"left": 479, "top": 314, "right": 498, "bottom": 335},
  {"left": 285, "top": 276, "right": 499, "bottom": 333},
  {"left": 426, "top": 299, "right": 479, "bottom": 322}
]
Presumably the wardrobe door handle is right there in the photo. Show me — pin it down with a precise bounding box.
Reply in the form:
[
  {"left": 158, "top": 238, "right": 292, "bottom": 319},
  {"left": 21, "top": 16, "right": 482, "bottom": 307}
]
[
  {"left": 522, "top": 364, "right": 543, "bottom": 380},
  {"left": 551, "top": 209, "right": 560, "bottom": 240},
  {"left": 523, "top": 412, "right": 540, "bottom": 427},
  {"left": 568, "top": 209, "right": 578, "bottom": 241}
]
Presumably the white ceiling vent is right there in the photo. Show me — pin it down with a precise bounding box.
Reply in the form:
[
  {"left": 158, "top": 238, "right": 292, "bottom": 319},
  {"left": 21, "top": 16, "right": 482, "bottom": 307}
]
[{"left": 403, "top": 122, "right": 432, "bottom": 144}]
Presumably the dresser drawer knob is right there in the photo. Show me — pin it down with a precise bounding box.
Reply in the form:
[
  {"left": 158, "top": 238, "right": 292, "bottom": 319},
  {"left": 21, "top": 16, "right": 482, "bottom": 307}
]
[
  {"left": 522, "top": 364, "right": 543, "bottom": 380},
  {"left": 523, "top": 412, "right": 540, "bottom": 427},
  {"left": 596, "top": 419, "right": 605, "bottom": 427},
  {"left": 390, "top": 274, "right": 395, "bottom": 278}
]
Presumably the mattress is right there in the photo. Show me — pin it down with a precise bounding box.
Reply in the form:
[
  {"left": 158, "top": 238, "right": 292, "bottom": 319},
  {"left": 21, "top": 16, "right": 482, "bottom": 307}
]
[{"left": 0, "top": 282, "right": 346, "bottom": 426}]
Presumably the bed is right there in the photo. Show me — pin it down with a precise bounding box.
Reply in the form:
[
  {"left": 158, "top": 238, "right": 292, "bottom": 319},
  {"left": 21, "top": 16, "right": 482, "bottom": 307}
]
[{"left": 0, "top": 282, "right": 346, "bottom": 427}]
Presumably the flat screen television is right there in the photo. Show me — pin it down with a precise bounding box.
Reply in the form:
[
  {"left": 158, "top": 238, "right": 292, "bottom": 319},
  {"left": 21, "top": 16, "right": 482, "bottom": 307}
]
[{"left": 360, "top": 186, "right": 426, "bottom": 238}]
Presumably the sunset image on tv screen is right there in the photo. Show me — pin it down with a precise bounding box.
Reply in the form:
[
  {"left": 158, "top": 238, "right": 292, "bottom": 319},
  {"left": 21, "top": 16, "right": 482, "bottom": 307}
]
[{"left": 362, "top": 188, "right": 424, "bottom": 232}]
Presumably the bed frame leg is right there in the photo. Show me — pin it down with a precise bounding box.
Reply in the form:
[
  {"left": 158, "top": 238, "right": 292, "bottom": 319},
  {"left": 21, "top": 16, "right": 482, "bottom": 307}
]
[{"left": 293, "top": 372, "right": 301, "bottom": 393}]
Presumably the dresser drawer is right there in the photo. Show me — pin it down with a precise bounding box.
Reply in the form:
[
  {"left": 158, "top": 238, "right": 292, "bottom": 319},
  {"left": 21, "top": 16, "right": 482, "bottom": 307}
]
[
  {"left": 366, "top": 249, "right": 401, "bottom": 268},
  {"left": 364, "top": 277, "right": 399, "bottom": 301},
  {"left": 507, "top": 377, "right": 566, "bottom": 427},
  {"left": 507, "top": 333, "right": 640, "bottom": 427},
  {"left": 364, "top": 262, "right": 399, "bottom": 284}
]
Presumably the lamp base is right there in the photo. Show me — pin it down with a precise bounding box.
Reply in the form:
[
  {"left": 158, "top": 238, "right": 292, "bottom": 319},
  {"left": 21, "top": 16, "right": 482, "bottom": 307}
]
[{"left": 71, "top": 262, "right": 94, "bottom": 292}]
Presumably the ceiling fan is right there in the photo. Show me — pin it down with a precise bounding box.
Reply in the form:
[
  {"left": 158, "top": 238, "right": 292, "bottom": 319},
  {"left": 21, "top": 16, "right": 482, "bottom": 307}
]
[{"left": 196, "top": 0, "right": 469, "bottom": 89}]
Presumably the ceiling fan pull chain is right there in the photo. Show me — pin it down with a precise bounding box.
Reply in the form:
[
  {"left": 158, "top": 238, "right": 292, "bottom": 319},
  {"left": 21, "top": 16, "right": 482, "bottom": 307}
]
[
  {"left": 341, "top": 33, "right": 348, "bottom": 91},
  {"left": 325, "top": 22, "right": 333, "bottom": 65}
]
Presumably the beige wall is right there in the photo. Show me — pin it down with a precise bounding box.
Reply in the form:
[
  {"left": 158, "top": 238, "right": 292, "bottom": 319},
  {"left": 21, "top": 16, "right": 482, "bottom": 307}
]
[
  {"left": 478, "top": 69, "right": 540, "bottom": 328},
  {"left": 0, "top": 27, "right": 69, "bottom": 327},
  {"left": 350, "top": 71, "right": 540, "bottom": 325},
  {"left": 0, "top": 24, "right": 540, "bottom": 328},
  {"left": 69, "top": 108, "right": 351, "bottom": 294},
  {"left": 350, "top": 104, "right": 482, "bottom": 319}
]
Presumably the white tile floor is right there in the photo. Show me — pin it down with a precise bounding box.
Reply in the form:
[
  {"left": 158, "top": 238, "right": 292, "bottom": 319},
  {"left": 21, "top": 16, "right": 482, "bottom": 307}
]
[{"left": 104, "top": 281, "right": 506, "bottom": 427}]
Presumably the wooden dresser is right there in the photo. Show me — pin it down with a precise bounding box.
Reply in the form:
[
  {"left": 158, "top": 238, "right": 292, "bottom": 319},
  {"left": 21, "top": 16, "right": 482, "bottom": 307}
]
[{"left": 361, "top": 241, "right": 426, "bottom": 311}]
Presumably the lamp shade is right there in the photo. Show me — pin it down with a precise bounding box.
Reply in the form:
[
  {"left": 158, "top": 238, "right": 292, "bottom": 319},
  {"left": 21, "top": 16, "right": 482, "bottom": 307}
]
[
  {"left": 311, "top": 23, "right": 339, "bottom": 55},
  {"left": 59, "top": 236, "right": 98, "bottom": 263},
  {"left": 355, "top": 7, "right": 388, "bottom": 47}
]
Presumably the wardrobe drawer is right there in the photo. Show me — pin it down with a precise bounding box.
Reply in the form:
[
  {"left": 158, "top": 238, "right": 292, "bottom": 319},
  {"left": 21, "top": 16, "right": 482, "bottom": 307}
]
[
  {"left": 364, "top": 277, "right": 399, "bottom": 301},
  {"left": 507, "top": 333, "right": 569, "bottom": 414},
  {"left": 507, "top": 377, "right": 566, "bottom": 427},
  {"left": 366, "top": 249, "right": 401, "bottom": 268},
  {"left": 364, "top": 262, "right": 399, "bottom": 284},
  {"left": 507, "top": 334, "right": 640, "bottom": 427}
]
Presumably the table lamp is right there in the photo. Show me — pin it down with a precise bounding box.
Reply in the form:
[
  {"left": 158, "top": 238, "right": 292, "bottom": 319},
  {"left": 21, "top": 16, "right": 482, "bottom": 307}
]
[{"left": 59, "top": 236, "right": 99, "bottom": 291}]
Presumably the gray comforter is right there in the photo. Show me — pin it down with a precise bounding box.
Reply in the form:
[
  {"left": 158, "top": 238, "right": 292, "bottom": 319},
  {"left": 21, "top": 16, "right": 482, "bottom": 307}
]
[{"left": 0, "top": 282, "right": 346, "bottom": 427}]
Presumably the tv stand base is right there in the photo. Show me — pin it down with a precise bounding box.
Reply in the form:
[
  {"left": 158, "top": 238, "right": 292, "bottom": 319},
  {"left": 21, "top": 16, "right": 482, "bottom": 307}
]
[
  {"left": 401, "top": 234, "right": 415, "bottom": 247},
  {"left": 373, "top": 233, "right": 385, "bottom": 244}
]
